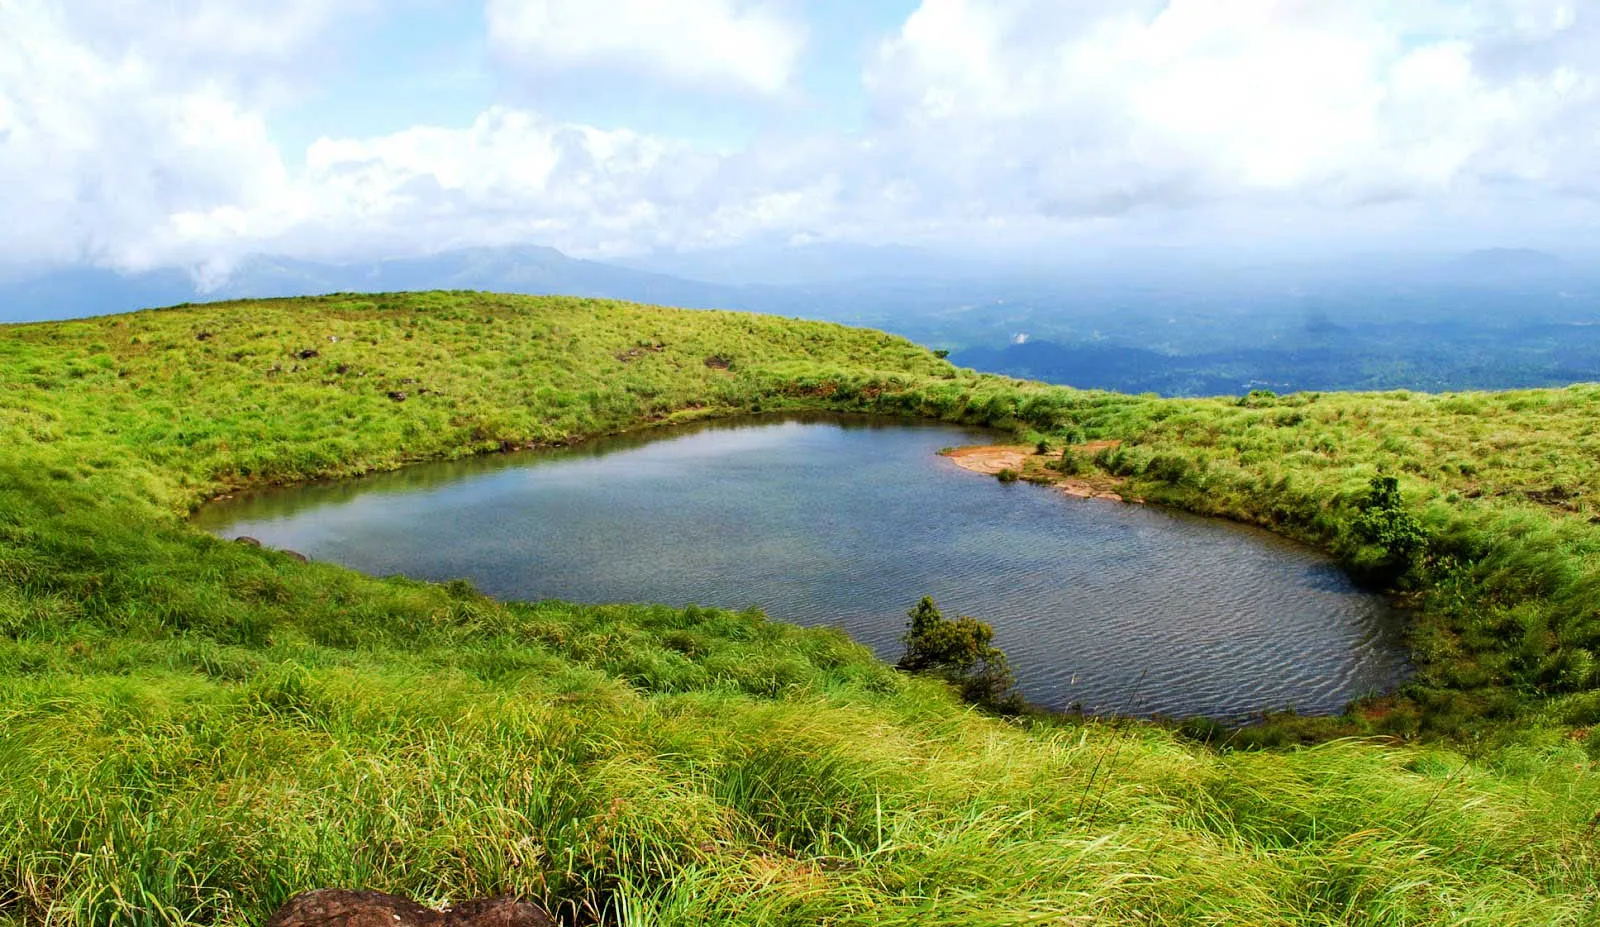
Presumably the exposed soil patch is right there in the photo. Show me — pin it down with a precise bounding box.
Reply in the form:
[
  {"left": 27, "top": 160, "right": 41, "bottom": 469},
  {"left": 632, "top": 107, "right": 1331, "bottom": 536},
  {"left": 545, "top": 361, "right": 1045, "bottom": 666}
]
[
  {"left": 941, "top": 444, "right": 1137, "bottom": 503},
  {"left": 615, "top": 341, "right": 666, "bottom": 363},
  {"left": 783, "top": 381, "right": 839, "bottom": 398},
  {"left": 943, "top": 445, "right": 1029, "bottom": 475},
  {"left": 266, "top": 890, "right": 554, "bottom": 927},
  {"left": 1522, "top": 484, "right": 1585, "bottom": 513}
]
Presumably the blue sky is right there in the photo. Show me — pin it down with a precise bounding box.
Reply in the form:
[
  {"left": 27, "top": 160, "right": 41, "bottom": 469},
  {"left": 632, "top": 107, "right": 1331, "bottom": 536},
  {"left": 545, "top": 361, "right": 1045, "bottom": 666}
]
[
  {"left": 274, "top": 5, "right": 499, "bottom": 153},
  {"left": 1, "top": 1, "right": 1596, "bottom": 279}
]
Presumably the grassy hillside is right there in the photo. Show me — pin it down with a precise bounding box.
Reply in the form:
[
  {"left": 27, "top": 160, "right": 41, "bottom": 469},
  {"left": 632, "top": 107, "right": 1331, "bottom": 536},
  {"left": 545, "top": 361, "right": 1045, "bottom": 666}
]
[{"left": 3, "top": 292, "right": 1598, "bottom": 925}]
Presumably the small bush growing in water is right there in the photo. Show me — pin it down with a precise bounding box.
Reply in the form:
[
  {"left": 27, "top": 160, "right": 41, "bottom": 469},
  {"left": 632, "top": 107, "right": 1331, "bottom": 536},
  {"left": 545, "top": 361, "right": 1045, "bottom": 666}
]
[
  {"left": 996, "top": 468, "right": 1020, "bottom": 483},
  {"left": 898, "top": 597, "right": 1021, "bottom": 713}
]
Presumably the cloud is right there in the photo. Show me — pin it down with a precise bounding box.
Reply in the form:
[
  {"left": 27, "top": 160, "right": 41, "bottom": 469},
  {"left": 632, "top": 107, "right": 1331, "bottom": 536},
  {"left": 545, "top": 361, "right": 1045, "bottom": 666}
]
[
  {"left": 3, "top": 0, "right": 1599, "bottom": 278},
  {"left": 171, "top": 107, "right": 854, "bottom": 264},
  {"left": 0, "top": 0, "right": 303, "bottom": 271},
  {"left": 0, "top": 0, "right": 803, "bottom": 273},
  {"left": 169, "top": 107, "right": 703, "bottom": 262},
  {"left": 486, "top": 0, "right": 806, "bottom": 97},
  {"left": 861, "top": 0, "right": 1600, "bottom": 228},
  {"left": 52, "top": 0, "right": 367, "bottom": 68}
]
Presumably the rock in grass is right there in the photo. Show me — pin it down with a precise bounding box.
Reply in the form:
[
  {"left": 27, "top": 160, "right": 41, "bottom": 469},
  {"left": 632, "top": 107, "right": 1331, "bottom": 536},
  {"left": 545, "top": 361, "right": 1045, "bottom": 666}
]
[
  {"left": 234, "top": 536, "right": 307, "bottom": 561},
  {"left": 265, "top": 890, "right": 555, "bottom": 927}
]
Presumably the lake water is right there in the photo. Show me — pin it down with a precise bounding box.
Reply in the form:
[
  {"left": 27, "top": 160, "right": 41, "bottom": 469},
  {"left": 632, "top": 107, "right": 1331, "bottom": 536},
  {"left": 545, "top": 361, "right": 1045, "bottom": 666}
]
[{"left": 195, "top": 414, "right": 1409, "bottom": 718}]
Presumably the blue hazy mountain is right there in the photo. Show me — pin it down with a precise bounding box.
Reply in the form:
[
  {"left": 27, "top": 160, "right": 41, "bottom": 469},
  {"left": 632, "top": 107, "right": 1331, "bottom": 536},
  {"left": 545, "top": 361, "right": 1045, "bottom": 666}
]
[
  {"left": 0, "top": 246, "right": 748, "bottom": 324},
  {"left": 0, "top": 266, "right": 199, "bottom": 323},
  {"left": 1450, "top": 248, "right": 1569, "bottom": 282},
  {"left": 614, "top": 241, "right": 990, "bottom": 286},
  {"left": 212, "top": 246, "right": 752, "bottom": 308},
  {"left": 4, "top": 244, "right": 1596, "bottom": 395}
]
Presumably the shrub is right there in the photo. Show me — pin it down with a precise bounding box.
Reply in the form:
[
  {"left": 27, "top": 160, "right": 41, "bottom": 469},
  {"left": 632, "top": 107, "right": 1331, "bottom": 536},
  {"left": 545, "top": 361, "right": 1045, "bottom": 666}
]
[
  {"left": 1056, "top": 447, "right": 1086, "bottom": 476},
  {"left": 1353, "top": 475, "right": 1428, "bottom": 579},
  {"left": 1146, "top": 453, "right": 1192, "bottom": 485},
  {"left": 898, "top": 597, "right": 1021, "bottom": 713},
  {"left": 996, "top": 468, "right": 1020, "bottom": 483}
]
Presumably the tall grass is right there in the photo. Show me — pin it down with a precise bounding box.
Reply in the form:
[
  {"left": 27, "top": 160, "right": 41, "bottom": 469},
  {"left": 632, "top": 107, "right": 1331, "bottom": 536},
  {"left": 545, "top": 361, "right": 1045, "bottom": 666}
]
[{"left": 3, "top": 292, "right": 1600, "bottom": 923}]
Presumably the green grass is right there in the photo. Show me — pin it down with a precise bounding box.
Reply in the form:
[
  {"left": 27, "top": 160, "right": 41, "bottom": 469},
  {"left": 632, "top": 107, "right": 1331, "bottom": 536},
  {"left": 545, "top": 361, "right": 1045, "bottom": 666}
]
[{"left": 3, "top": 292, "right": 1599, "bottom": 924}]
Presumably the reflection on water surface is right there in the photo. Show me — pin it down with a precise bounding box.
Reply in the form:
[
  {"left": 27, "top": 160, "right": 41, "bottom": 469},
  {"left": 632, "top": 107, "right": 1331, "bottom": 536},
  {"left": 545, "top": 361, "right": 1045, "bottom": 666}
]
[{"left": 196, "top": 414, "right": 1409, "bottom": 718}]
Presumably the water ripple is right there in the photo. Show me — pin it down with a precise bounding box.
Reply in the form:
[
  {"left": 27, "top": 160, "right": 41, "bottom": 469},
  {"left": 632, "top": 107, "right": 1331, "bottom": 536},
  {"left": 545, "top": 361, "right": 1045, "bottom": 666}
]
[{"left": 195, "top": 414, "right": 1411, "bottom": 719}]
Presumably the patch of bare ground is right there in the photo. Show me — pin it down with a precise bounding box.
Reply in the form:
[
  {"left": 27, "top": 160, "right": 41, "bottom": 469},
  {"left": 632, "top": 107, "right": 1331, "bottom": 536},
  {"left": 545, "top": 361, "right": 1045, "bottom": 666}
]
[
  {"left": 940, "top": 443, "right": 1139, "bottom": 503},
  {"left": 942, "top": 445, "right": 1030, "bottom": 475}
]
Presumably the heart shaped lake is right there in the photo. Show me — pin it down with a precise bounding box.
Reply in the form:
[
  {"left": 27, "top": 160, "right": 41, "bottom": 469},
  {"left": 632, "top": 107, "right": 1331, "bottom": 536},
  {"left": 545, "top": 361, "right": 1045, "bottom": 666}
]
[{"left": 195, "top": 414, "right": 1409, "bottom": 718}]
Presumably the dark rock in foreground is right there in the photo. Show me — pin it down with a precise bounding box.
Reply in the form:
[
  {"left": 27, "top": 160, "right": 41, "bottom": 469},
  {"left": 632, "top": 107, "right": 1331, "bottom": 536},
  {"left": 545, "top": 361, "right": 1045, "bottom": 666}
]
[{"left": 265, "top": 890, "right": 555, "bottom": 927}]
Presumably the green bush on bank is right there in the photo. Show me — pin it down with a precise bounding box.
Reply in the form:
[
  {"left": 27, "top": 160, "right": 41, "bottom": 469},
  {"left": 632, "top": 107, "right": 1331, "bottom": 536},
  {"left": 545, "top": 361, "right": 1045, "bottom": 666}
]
[{"left": 897, "top": 596, "right": 1021, "bottom": 713}]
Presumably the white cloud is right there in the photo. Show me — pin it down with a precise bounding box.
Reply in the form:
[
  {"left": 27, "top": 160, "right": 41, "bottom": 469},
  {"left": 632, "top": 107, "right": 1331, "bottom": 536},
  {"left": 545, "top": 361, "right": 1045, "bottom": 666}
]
[
  {"left": 179, "top": 107, "right": 854, "bottom": 263},
  {"left": 55, "top": 0, "right": 365, "bottom": 67},
  {"left": 3, "top": 0, "right": 1599, "bottom": 278},
  {"left": 861, "top": 0, "right": 1600, "bottom": 229},
  {"left": 168, "top": 107, "right": 704, "bottom": 262},
  {"left": 0, "top": 0, "right": 813, "bottom": 272},
  {"left": 486, "top": 0, "right": 805, "bottom": 96},
  {"left": 0, "top": 0, "right": 301, "bottom": 270}
]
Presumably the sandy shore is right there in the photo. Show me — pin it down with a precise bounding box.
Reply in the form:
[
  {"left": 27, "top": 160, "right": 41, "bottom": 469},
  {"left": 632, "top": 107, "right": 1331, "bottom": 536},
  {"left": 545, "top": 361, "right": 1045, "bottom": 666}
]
[{"left": 941, "top": 443, "right": 1136, "bottom": 503}]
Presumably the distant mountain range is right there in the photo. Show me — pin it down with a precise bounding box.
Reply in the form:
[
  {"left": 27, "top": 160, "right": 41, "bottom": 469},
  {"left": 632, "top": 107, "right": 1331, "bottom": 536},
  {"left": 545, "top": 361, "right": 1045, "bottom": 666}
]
[
  {"left": 2, "top": 243, "right": 1585, "bottom": 325},
  {"left": 0, "top": 246, "right": 760, "bottom": 324},
  {"left": 950, "top": 321, "right": 1600, "bottom": 396},
  {"left": 613, "top": 241, "right": 986, "bottom": 286},
  {"left": 5, "top": 243, "right": 1597, "bottom": 396},
  {"left": 0, "top": 240, "right": 1008, "bottom": 325}
]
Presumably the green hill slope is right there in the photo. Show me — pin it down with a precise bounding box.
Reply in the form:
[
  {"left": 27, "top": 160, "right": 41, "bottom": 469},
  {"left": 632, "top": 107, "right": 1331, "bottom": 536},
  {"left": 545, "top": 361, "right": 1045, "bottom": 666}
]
[{"left": 2, "top": 292, "right": 1597, "bottom": 925}]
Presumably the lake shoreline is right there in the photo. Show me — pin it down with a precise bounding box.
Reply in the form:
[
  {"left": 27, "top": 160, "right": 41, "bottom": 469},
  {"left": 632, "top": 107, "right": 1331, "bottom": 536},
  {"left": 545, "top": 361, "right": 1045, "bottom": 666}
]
[
  {"left": 940, "top": 443, "right": 1143, "bottom": 503},
  {"left": 197, "top": 415, "right": 1403, "bottom": 719}
]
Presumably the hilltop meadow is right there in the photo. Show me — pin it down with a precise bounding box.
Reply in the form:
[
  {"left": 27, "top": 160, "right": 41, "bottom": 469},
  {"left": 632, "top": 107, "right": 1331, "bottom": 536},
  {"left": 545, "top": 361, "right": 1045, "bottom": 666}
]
[{"left": 2, "top": 291, "right": 1598, "bottom": 925}]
